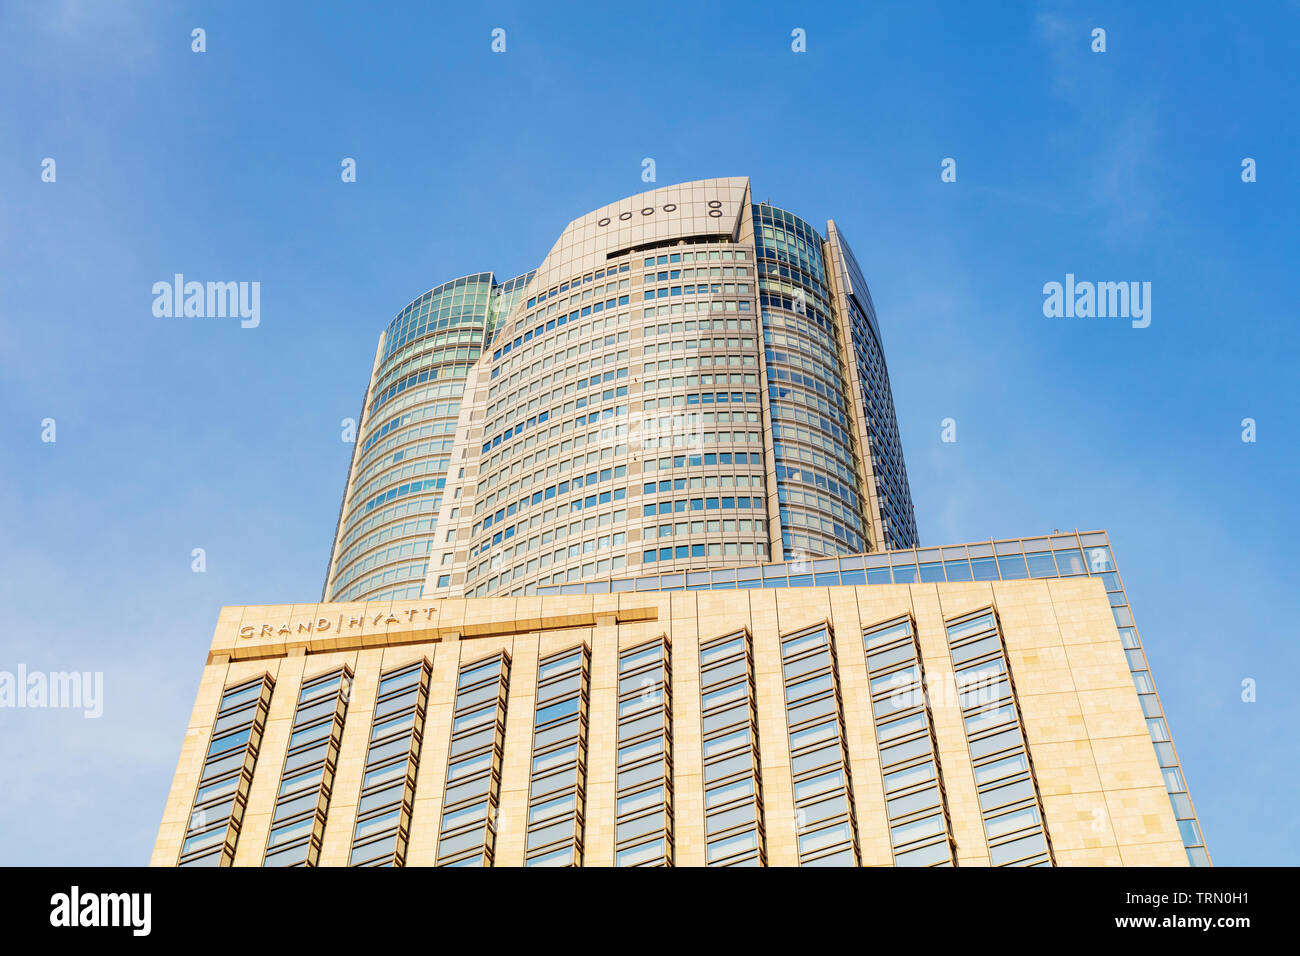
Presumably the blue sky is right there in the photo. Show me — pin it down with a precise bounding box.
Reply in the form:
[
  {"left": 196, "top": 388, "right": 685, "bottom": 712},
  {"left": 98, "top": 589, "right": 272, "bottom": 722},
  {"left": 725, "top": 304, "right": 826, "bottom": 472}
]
[{"left": 1, "top": 1, "right": 1295, "bottom": 865}]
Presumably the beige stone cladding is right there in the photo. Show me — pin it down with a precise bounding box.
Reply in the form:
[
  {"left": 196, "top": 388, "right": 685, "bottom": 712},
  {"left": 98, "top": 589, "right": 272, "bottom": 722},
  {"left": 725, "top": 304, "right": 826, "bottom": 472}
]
[{"left": 154, "top": 578, "right": 1186, "bottom": 867}]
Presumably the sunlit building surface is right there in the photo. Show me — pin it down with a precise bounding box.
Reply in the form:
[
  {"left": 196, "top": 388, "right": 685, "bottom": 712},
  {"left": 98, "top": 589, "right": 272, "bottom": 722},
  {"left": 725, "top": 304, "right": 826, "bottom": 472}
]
[
  {"left": 156, "top": 181, "right": 1206, "bottom": 866},
  {"left": 154, "top": 532, "right": 1206, "bottom": 867}
]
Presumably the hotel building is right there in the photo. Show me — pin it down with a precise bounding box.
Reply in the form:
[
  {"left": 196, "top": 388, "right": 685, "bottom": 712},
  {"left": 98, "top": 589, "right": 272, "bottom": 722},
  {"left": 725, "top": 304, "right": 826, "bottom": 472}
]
[{"left": 155, "top": 180, "right": 1207, "bottom": 866}]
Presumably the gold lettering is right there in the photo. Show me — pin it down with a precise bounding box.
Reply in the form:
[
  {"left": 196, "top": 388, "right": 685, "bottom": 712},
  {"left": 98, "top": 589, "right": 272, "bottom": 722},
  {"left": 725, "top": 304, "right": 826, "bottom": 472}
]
[
  {"left": 239, "top": 626, "right": 254, "bottom": 638},
  {"left": 316, "top": 618, "right": 331, "bottom": 632},
  {"left": 260, "top": 625, "right": 274, "bottom": 637}
]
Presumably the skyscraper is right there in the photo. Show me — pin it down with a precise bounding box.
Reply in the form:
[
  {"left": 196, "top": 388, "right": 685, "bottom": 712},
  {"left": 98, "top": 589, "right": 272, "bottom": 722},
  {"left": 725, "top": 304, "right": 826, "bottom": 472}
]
[
  {"left": 324, "top": 271, "right": 534, "bottom": 604},
  {"left": 326, "top": 177, "right": 917, "bottom": 605},
  {"left": 154, "top": 179, "right": 1207, "bottom": 867}
]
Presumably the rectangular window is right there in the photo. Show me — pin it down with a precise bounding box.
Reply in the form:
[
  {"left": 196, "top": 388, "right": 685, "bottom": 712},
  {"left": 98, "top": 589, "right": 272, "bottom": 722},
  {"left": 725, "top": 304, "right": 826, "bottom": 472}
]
[
  {"left": 944, "top": 608, "right": 1053, "bottom": 867},
  {"left": 862, "top": 615, "right": 955, "bottom": 866},
  {"left": 615, "top": 638, "right": 673, "bottom": 866},
  {"left": 264, "top": 666, "right": 353, "bottom": 866},
  {"left": 437, "top": 651, "right": 511, "bottom": 866},
  {"left": 781, "top": 624, "right": 859, "bottom": 865},
  {"left": 349, "top": 659, "right": 431, "bottom": 866},
  {"left": 179, "top": 673, "right": 274, "bottom": 867},
  {"left": 699, "top": 629, "right": 765, "bottom": 866},
  {"left": 524, "top": 645, "right": 590, "bottom": 866}
]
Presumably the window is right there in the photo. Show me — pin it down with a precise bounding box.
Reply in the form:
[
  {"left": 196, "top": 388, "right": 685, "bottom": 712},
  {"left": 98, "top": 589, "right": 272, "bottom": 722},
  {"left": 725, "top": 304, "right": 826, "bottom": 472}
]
[
  {"left": 944, "top": 608, "right": 1053, "bottom": 867},
  {"left": 615, "top": 639, "right": 673, "bottom": 866},
  {"left": 525, "top": 645, "right": 590, "bottom": 866},
  {"left": 349, "top": 659, "right": 431, "bottom": 866},
  {"left": 437, "top": 652, "right": 511, "bottom": 866},
  {"left": 781, "top": 624, "right": 859, "bottom": 866},
  {"left": 264, "top": 667, "right": 353, "bottom": 866},
  {"left": 699, "top": 630, "right": 765, "bottom": 865},
  {"left": 861, "top": 616, "right": 955, "bottom": 866},
  {"left": 179, "top": 674, "right": 274, "bottom": 867}
]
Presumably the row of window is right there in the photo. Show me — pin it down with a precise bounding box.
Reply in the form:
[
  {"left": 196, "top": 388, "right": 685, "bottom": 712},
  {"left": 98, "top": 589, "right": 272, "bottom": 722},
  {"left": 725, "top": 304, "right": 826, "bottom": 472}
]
[
  {"left": 436, "top": 653, "right": 510, "bottom": 865},
  {"left": 476, "top": 428, "right": 629, "bottom": 510},
  {"left": 349, "top": 660, "right": 431, "bottom": 866},
  {"left": 944, "top": 611, "right": 1053, "bottom": 867},
  {"left": 467, "top": 530, "right": 628, "bottom": 585},
  {"left": 644, "top": 450, "right": 761, "bottom": 471},
  {"left": 641, "top": 495, "right": 765, "bottom": 518},
  {"left": 371, "top": 328, "right": 483, "bottom": 398},
  {"left": 641, "top": 299, "right": 753, "bottom": 319},
  {"left": 475, "top": 449, "right": 626, "bottom": 517},
  {"left": 642, "top": 316, "right": 755, "bottom": 337},
  {"left": 330, "top": 514, "right": 437, "bottom": 592},
  {"left": 642, "top": 282, "right": 751, "bottom": 300},
  {"left": 478, "top": 466, "right": 629, "bottom": 532},
  {"left": 348, "top": 455, "right": 448, "bottom": 511},
  {"left": 486, "top": 349, "right": 628, "bottom": 421},
  {"left": 615, "top": 639, "right": 674, "bottom": 866},
  {"left": 640, "top": 391, "right": 759, "bottom": 410},
  {"left": 525, "top": 646, "right": 591, "bottom": 866},
  {"left": 368, "top": 349, "right": 481, "bottom": 417},
  {"left": 350, "top": 435, "right": 455, "bottom": 502},
  {"left": 522, "top": 262, "right": 631, "bottom": 318},
  {"left": 641, "top": 248, "right": 750, "bottom": 267},
  {"left": 491, "top": 309, "right": 629, "bottom": 385},
  {"left": 265, "top": 668, "right": 353, "bottom": 866},
  {"left": 359, "top": 400, "right": 459, "bottom": 458},
  {"left": 178, "top": 675, "right": 275, "bottom": 866},
  {"left": 699, "top": 631, "right": 766, "bottom": 866},
  {"left": 643, "top": 334, "right": 755, "bottom": 355},
  {"left": 185, "top": 609, "right": 1053, "bottom": 866},
  {"left": 643, "top": 518, "right": 768, "bottom": 540},
  {"left": 642, "top": 264, "right": 750, "bottom": 283},
  {"left": 466, "top": 504, "right": 628, "bottom": 571},
  {"left": 485, "top": 366, "right": 628, "bottom": 439},
  {"left": 642, "top": 540, "right": 769, "bottom": 563},
  {"left": 780, "top": 625, "right": 860, "bottom": 866},
  {"left": 493, "top": 289, "right": 631, "bottom": 363},
  {"left": 862, "top": 618, "right": 956, "bottom": 865},
  {"left": 381, "top": 280, "right": 489, "bottom": 362}
]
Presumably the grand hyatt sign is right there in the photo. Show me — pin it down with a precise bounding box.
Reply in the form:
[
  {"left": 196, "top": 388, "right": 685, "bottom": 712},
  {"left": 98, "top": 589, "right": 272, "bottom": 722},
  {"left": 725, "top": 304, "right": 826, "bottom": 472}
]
[{"left": 237, "top": 605, "right": 442, "bottom": 639}]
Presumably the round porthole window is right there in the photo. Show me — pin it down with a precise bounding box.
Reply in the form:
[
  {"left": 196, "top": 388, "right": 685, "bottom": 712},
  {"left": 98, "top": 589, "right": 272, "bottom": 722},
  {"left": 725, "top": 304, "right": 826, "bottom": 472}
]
[
  {"left": 663, "top": 203, "right": 677, "bottom": 212},
  {"left": 597, "top": 217, "right": 611, "bottom": 226},
  {"left": 708, "top": 209, "right": 723, "bottom": 217},
  {"left": 707, "top": 200, "right": 722, "bottom": 209},
  {"left": 619, "top": 211, "right": 633, "bottom": 221},
  {"left": 641, "top": 207, "right": 654, "bottom": 215}
]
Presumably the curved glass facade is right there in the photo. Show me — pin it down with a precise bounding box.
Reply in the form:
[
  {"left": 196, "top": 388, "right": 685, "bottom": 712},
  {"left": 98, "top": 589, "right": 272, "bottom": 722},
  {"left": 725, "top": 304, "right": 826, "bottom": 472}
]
[
  {"left": 754, "top": 203, "right": 870, "bottom": 559},
  {"left": 324, "top": 270, "right": 534, "bottom": 603},
  {"left": 827, "top": 223, "right": 918, "bottom": 549}
]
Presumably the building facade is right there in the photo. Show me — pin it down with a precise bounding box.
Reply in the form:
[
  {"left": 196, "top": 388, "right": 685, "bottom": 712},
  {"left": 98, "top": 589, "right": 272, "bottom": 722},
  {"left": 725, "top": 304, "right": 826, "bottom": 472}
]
[
  {"left": 153, "top": 531, "right": 1204, "bottom": 868},
  {"left": 427, "top": 179, "right": 918, "bottom": 603},
  {"left": 324, "top": 178, "right": 918, "bottom": 606},
  {"left": 324, "top": 270, "right": 535, "bottom": 604},
  {"left": 155, "top": 180, "right": 1208, "bottom": 867}
]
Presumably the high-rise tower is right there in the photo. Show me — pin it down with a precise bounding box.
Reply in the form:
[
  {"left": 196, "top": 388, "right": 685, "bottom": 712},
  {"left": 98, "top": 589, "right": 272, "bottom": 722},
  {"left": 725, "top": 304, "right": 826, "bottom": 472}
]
[
  {"left": 323, "top": 271, "right": 534, "bottom": 603},
  {"left": 403, "top": 178, "right": 918, "bottom": 601}
]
